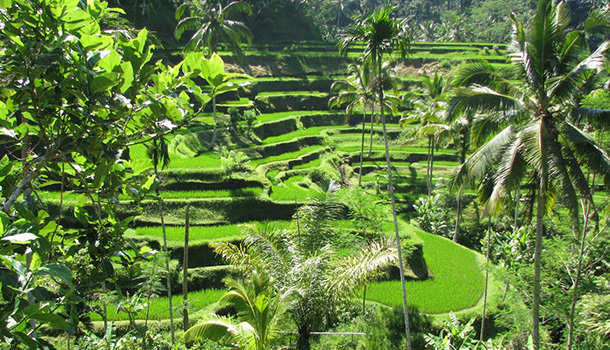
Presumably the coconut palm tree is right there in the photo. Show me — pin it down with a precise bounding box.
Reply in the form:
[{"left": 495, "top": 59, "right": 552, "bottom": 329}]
[
  {"left": 184, "top": 270, "right": 288, "bottom": 350},
  {"left": 448, "top": 1, "right": 610, "bottom": 348},
  {"left": 175, "top": 0, "right": 253, "bottom": 58},
  {"left": 401, "top": 72, "right": 453, "bottom": 197},
  {"left": 338, "top": 6, "right": 413, "bottom": 348},
  {"left": 212, "top": 200, "right": 397, "bottom": 350},
  {"left": 329, "top": 61, "right": 375, "bottom": 186}
]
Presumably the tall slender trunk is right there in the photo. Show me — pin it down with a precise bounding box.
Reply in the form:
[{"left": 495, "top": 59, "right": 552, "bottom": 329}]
[
  {"left": 567, "top": 200, "right": 592, "bottom": 350},
  {"left": 429, "top": 137, "right": 435, "bottom": 195},
  {"left": 358, "top": 109, "right": 368, "bottom": 187},
  {"left": 426, "top": 136, "right": 432, "bottom": 197},
  {"left": 480, "top": 219, "right": 492, "bottom": 342},
  {"left": 454, "top": 129, "right": 468, "bottom": 242},
  {"left": 453, "top": 186, "right": 463, "bottom": 242},
  {"left": 209, "top": 95, "right": 218, "bottom": 149},
  {"left": 379, "top": 83, "right": 412, "bottom": 350},
  {"left": 155, "top": 165, "right": 175, "bottom": 344},
  {"left": 183, "top": 204, "right": 191, "bottom": 334},
  {"left": 533, "top": 166, "right": 547, "bottom": 350},
  {"left": 368, "top": 105, "right": 375, "bottom": 159},
  {"left": 362, "top": 284, "right": 367, "bottom": 314}
]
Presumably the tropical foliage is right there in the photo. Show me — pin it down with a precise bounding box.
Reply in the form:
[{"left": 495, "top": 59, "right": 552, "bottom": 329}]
[{"left": 449, "top": 0, "right": 610, "bottom": 348}]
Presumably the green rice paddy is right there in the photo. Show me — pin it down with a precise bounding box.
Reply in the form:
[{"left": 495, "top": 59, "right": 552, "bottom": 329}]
[{"left": 367, "top": 230, "right": 485, "bottom": 313}]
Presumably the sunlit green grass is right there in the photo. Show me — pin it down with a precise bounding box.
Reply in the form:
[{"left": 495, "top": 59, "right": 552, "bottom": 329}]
[
  {"left": 262, "top": 126, "right": 348, "bottom": 145},
  {"left": 39, "top": 188, "right": 260, "bottom": 202},
  {"left": 256, "top": 111, "right": 338, "bottom": 124},
  {"left": 160, "top": 188, "right": 262, "bottom": 199},
  {"left": 89, "top": 289, "right": 225, "bottom": 321},
  {"left": 270, "top": 175, "right": 320, "bottom": 202},
  {"left": 293, "top": 158, "right": 322, "bottom": 170},
  {"left": 250, "top": 145, "right": 325, "bottom": 166},
  {"left": 128, "top": 220, "right": 292, "bottom": 247},
  {"left": 168, "top": 152, "right": 221, "bottom": 169},
  {"left": 367, "top": 230, "right": 484, "bottom": 313}
]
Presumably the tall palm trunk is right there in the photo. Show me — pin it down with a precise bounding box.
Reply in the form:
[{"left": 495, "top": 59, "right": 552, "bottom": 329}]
[
  {"left": 426, "top": 135, "right": 433, "bottom": 196},
  {"left": 453, "top": 127, "right": 469, "bottom": 242},
  {"left": 358, "top": 108, "right": 368, "bottom": 187},
  {"left": 368, "top": 105, "right": 374, "bottom": 159},
  {"left": 453, "top": 186, "right": 463, "bottom": 242},
  {"left": 567, "top": 200, "right": 592, "bottom": 349},
  {"left": 378, "top": 71, "right": 412, "bottom": 349},
  {"left": 533, "top": 158, "right": 547, "bottom": 350},
  {"left": 480, "top": 219, "right": 492, "bottom": 342}
]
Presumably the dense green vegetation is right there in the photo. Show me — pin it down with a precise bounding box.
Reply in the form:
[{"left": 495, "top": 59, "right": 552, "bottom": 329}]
[{"left": 1, "top": 0, "right": 609, "bottom": 350}]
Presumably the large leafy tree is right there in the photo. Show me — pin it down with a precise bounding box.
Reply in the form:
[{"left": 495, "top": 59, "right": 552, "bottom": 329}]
[
  {"left": 0, "top": 0, "right": 208, "bottom": 346},
  {"left": 175, "top": 0, "right": 253, "bottom": 57},
  {"left": 448, "top": 1, "right": 610, "bottom": 348},
  {"left": 338, "top": 6, "right": 413, "bottom": 348}
]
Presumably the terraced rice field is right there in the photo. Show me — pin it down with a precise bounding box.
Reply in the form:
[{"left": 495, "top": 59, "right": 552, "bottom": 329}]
[{"left": 45, "top": 41, "right": 506, "bottom": 322}]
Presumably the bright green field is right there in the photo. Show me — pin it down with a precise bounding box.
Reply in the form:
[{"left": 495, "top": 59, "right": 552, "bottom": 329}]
[
  {"left": 367, "top": 230, "right": 485, "bottom": 313},
  {"left": 128, "top": 221, "right": 292, "bottom": 247},
  {"left": 250, "top": 145, "right": 326, "bottom": 166},
  {"left": 89, "top": 289, "right": 225, "bottom": 321},
  {"left": 270, "top": 175, "right": 320, "bottom": 202}
]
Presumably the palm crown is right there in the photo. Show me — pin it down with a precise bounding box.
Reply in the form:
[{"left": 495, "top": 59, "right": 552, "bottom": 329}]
[{"left": 175, "top": 0, "right": 253, "bottom": 57}]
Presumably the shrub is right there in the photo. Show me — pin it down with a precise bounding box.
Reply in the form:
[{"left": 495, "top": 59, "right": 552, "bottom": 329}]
[
  {"left": 243, "top": 109, "right": 258, "bottom": 135},
  {"left": 227, "top": 106, "right": 241, "bottom": 131},
  {"left": 220, "top": 147, "right": 253, "bottom": 175}
]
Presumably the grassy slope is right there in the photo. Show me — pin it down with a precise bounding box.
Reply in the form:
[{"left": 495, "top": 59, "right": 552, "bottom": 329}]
[{"left": 367, "top": 229, "right": 485, "bottom": 313}]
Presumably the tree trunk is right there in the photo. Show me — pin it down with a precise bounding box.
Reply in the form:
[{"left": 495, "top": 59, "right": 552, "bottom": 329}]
[
  {"left": 480, "top": 219, "right": 492, "bottom": 342},
  {"left": 567, "top": 200, "right": 592, "bottom": 350},
  {"left": 430, "top": 137, "right": 435, "bottom": 195},
  {"left": 209, "top": 95, "right": 218, "bottom": 149},
  {"left": 3, "top": 152, "right": 51, "bottom": 213},
  {"left": 368, "top": 105, "right": 374, "bottom": 159},
  {"left": 533, "top": 166, "right": 547, "bottom": 350},
  {"left": 453, "top": 186, "right": 463, "bottom": 242},
  {"left": 380, "top": 85, "right": 412, "bottom": 350},
  {"left": 184, "top": 204, "right": 191, "bottom": 348},
  {"left": 426, "top": 136, "right": 432, "bottom": 197},
  {"left": 358, "top": 109, "right": 367, "bottom": 187},
  {"left": 297, "top": 325, "right": 311, "bottom": 350},
  {"left": 155, "top": 166, "right": 175, "bottom": 344},
  {"left": 362, "top": 284, "right": 367, "bottom": 314}
]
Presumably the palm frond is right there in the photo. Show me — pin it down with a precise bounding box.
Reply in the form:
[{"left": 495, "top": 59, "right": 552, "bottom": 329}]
[
  {"left": 570, "top": 107, "right": 610, "bottom": 131},
  {"left": 184, "top": 315, "right": 236, "bottom": 343},
  {"left": 450, "top": 126, "right": 515, "bottom": 190},
  {"left": 585, "top": 8, "right": 610, "bottom": 37},
  {"left": 563, "top": 122, "right": 610, "bottom": 180},
  {"left": 211, "top": 241, "right": 254, "bottom": 269},
  {"left": 328, "top": 238, "right": 397, "bottom": 298},
  {"left": 448, "top": 86, "right": 523, "bottom": 122},
  {"left": 488, "top": 135, "right": 528, "bottom": 213},
  {"left": 223, "top": 1, "right": 253, "bottom": 17},
  {"left": 175, "top": 16, "right": 203, "bottom": 40}
]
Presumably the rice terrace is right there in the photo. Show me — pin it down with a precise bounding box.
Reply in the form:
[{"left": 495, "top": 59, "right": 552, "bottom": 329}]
[{"left": 1, "top": 0, "right": 609, "bottom": 349}]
